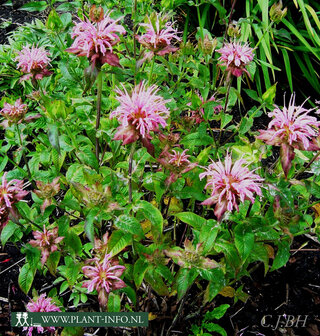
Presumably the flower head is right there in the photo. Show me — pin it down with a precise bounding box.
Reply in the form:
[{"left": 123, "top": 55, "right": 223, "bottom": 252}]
[
  {"left": 199, "top": 153, "right": 262, "bottom": 220},
  {"left": 34, "top": 177, "right": 60, "bottom": 213},
  {"left": 24, "top": 294, "right": 60, "bottom": 336},
  {"left": 110, "top": 81, "right": 170, "bottom": 153},
  {"left": 217, "top": 42, "right": 254, "bottom": 77},
  {"left": 82, "top": 253, "right": 126, "bottom": 307},
  {"left": 0, "top": 173, "right": 28, "bottom": 229},
  {"left": 0, "top": 99, "right": 27, "bottom": 125},
  {"left": 66, "top": 11, "right": 126, "bottom": 67},
  {"left": 165, "top": 239, "right": 219, "bottom": 269},
  {"left": 29, "top": 226, "right": 64, "bottom": 265},
  {"left": 168, "top": 149, "right": 191, "bottom": 167},
  {"left": 257, "top": 94, "right": 320, "bottom": 177},
  {"left": 15, "top": 45, "right": 52, "bottom": 81},
  {"left": 136, "top": 13, "right": 180, "bottom": 62},
  {"left": 258, "top": 94, "right": 320, "bottom": 150}
]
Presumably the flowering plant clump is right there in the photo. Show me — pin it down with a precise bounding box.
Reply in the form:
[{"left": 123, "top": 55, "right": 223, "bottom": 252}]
[
  {"left": 15, "top": 45, "right": 52, "bottom": 81},
  {"left": 217, "top": 42, "right": 254, "bottom": 77},
  {"left": 82, "top": 253, "right": 126, "bottom": 307},
  {"left": 1, "top": 1, "right": 320, "bottom": 335},
  {"left": 24, "top": 294, "right": 61, "bottom": 336},
  {"left": 200, "top": 153, "right": 263, "bottom": 220},
  {"left": 66, "top": 11, "right": 126, "bottom": 67}
]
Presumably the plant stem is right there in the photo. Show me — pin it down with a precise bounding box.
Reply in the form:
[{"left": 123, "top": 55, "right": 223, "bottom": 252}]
[
  {"left": 16, "top": 124, "right": 33, "bottom": 185},
  {"left": 218, "top": 77, "right": 232, "bottom": 145},
  {"left": 295, "top": 150, "right": 320, "bottom": 179},
  {"left": 148, "top": 56, "right": 156, "bottom": 85},
  {"left": 128, "top": 142, "right": 136, "bottom": 203},
  {"left": 95, "top": 71, "right": 103, "bottom": 161},
  {"left": 196, "top": 0, "right": 204, "bottom": 40},
  {"left": 133, "top": 0, "right": 138, "bottom": 60}
]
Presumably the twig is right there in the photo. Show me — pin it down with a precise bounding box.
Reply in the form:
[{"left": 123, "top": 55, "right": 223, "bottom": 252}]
[{"left": 0, "top": 257, "right": 25, "bottom": 275}]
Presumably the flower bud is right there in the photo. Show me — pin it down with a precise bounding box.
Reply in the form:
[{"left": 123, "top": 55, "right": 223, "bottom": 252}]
[
  {"left": 89, "top": 5, "right": 104, "bottom": 23},
  {"left": 199, "top": 35, "right": 217, "bottom": 56},
  {"left": 270, "top": 1, "right": 287, "bottom": 23},
  {"left": 227, "top": 21, "right": 241, "bottom": 38}
]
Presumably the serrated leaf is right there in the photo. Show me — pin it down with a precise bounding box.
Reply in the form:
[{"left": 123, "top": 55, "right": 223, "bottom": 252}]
[
  {"left": 108, "top": 231, "right": 132, "bottom": 256},
  {"left": 133, "top": 258, "right": 149, "bottom": 288},
  {"left": 176, "top": 268, "right": 198, "bottom": 300},
  {"left": 271, "top": 240, "right": 290, "bottom": 271},
  {"left": 1, "top": 221, "right": 19, "bottom": 246},
  {"left": 107, "top": 292, "right": 121, "bottom": 312},
  {"left": 175, "top": 212, "right": 206, "bottom": 230},
  {"left": 137, "top": 201, "right": 163, "bottom": 241},
  {"left": 47, "top": 251, "right": 61, "bottom": 275},
  {"left": 18, "top": 263, "right": 35, "bottom": 294},
  {"left": 20, "top": 1, "right": 48, "bottom": 12},
  {"left": 114, "top": 215, "right": 144, "bottom": 239}
]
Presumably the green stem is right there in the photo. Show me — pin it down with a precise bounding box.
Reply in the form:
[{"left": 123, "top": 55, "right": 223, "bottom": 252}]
[
  {"left": 128, "top": 142, "right": 136, "bottom": 203},
  {"left": 148, "top": 56, "right": 156, "bottom": 85},
  {"left": 218, "top": 77, "right": 232, "bottom": 146},
  {"left": 294, "top": 150, "right": 320, "bottom": 179},
  {"left": 196, "top": 0, "right": 204, "bottom": 40},
  {"left": 255, "top": 22, "right": 274, "bottom": 50},
  {"left": 16, "top": 124, "right": 33, "bottom": 185},
  {"left": 95, "top": 71, "right": 103, "bottom": 161}
]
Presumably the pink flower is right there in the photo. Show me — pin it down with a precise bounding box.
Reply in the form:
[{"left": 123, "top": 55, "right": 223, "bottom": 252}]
[
  {"left": 34, "top": 177, "right": 60, "bottom": 213},
  {"left": 168, "top": 149, "right": 191, "bottom": 167},
  {"left": 199, "top": 153, "right": 262, "bottom": 221},
  {"left": 0, "top": 99, "right": 27, "bottom": 125},
  {"left": 66, "top": 11, "right": 126, "bottom": 67},
  {"left": 136, "top": 14, "right": 180, "bottom": 62},
  {"left": 217, "top": 42, "right": 254, "bottom": 77},
  {"left": 29, "top": 226, "right": 64, "bottom": 265},
  {"left": 0, "top": 172, "right": 28, "bottom": 208},
  {"left": 257, "top": 94, "right": 320, "bottom": 176},
  {"left": 110, "top": 81, "right": 170, "bottom": 154},
  {"left": 23, "top": 294, "right": 61, "bottom": 336},
  {"left": 82, "top": 253, "right": 126, "bottom": 307},
  {"left": 15, "top": 45, "right": 52, "bottom": 81}
]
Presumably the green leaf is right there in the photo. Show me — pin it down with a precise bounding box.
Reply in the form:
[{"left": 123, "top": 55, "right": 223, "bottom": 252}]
[
  {"left": 1, "top": 221, "right": 19, "bottom": 246},
  {"left": 20, "top": 1, "right": 48, "bottom": 12},
  {"left": 18, "top": 263, "right": 35, "bottom": 294},
  {"left": 203, "top": 269, "right": 226, "bottom": 303},
  {"left": 176, "top": 268, "right": 198, "bottom": 300},
  {"left": 204, "top": 323, "right": 227, "bottom": 336},
  {"left": 144, "top": 267, "right": 169, "bottom": 296},
  {"left": 133, "top": 258, "right": 149, "bottom": 288},
  {"left": 107, "top": 292, "right": 121, "bottom": 312},
  {"left": 46, "top": 8, "right": 63, "bottom": 30},
  {"left": 175, "top": 212, "right": 206, "bottom": 230},
  {"left": 108, "top": 231, "right": 132, "bottom": 256},
  {"left": 66, "top": 261, "right": 81, "bottom": 287},
  {"left": 271, "top": 240, "right": 290, "bottom": 271},
  {"left": 199, "top": 220, "right": 219, "bottom": 254},
  {"left": 234, "top": 224, "right": 255, "bottom": 262},
  {"left": 239, "top": 117, "right": 254, "bottom": 134},
  {"left": 137, "top": 201, "right": 163, "bottom": 240},
  {"left": 25, "top": 245, "right": 41, "bottom": 271},
  {"left": 61, "top": 327, "right": 84, "bottom": 336},
  {"left": 85, "top": 209, "right": 98, "bottom": 243},
  {"left": 64, "top": 230, "right": 82, "bottom": 256},
  {"left": 221, "top": 114, "right": 233, "bottom": 128},
  {"left": 48, "top": 123, "right": 61, "bottom": 154},
  {"left": 204, "top": 304, "right": 230, "bottom": 321},
  {"left": 114, "top": 215, "right": 144, "bottom": 239},
  {"left": 262, "top": 83, "right": 277, "bottom": 105},
  {"left": 47, "top": 251, "right": 61, "bottom": 275}
]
